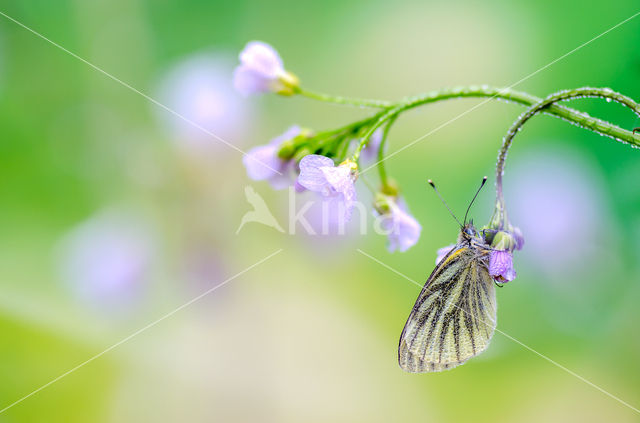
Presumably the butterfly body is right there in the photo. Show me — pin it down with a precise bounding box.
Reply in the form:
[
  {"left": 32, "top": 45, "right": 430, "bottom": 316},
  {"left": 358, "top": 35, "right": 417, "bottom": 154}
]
[{"left": 398, "top": 223, "right": 497, "bottom": 372}]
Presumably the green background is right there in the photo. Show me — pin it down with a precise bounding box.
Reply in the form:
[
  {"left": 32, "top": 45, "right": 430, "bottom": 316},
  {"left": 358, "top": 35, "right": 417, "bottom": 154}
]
[{"left": 0, "top": 0, "right": 639, "bottom": 421}]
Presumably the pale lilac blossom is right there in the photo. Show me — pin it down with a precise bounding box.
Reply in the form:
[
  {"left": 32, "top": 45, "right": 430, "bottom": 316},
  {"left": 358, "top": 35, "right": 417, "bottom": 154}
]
[
  {"left": 507, "top": 148, "right": 608, "bottom": 277},
  {"left": 233, "top": 41, "right": 297, "bottom": 96},
  {"left": 57, "top": 210, "right": 153, "bottom": 312},
  {"left": 297, "top": 155, "right": 357, "bottom": 221},
  {"left": 358, "top": 128, "right": 383, "bottom": 165},
  {"left": 489, "top": 250, "right": 516, "bottom": 283},
  {"left": 512, "top": 226, "right": 525, "bottom": 250},
  {"left": 157, "top": 53, "right": 250, "bottom": 152},
  {"left": 435, "top": 244, "right": 455, "bottom": 264},
  {"left": 377, "top": 197, "right": 421, "bottom": 253},
  {"left": 243, "top": 125, "right": 300, "bottom": 189}
]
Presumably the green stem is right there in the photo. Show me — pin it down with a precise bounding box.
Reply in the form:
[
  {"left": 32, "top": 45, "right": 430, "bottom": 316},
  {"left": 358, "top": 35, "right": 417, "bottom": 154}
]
[
  {"left": 398, "top": 86, "right": 639, "bottom": 145},
  {"left": 296, "top": 87, "right": 391, "bottom": 109},
  {"left": 352, "top": 107, "right": 401, "bottom": 161},
  {"left": 493, "top": 87, "right": 640, "bottom": 228},
  {"left": 297, "top": 85, "right": 640, "bottom": 201},
  {"left": 301, "top": 85, "right": 640, "bottom": 148},
  {"left": 377, "top": 115, "right": 398, "bottom": 189}
]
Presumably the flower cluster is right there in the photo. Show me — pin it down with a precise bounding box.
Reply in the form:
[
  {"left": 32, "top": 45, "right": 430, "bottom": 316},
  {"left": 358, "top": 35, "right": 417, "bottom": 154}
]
[
  {"left": 234, "top": 41, "right": 422, "bottom": 252},
  {"left": 234, "top": 40, "right": 524, "bottom": 266}
]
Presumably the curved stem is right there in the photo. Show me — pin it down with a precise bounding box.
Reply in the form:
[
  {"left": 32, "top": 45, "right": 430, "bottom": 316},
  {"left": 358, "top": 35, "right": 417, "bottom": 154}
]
[
  {"left": 295, "top": 87, "right": 391, "bottom": 109},
  {"left": 377, "top": 115, "right": 398, "bottom": 189},
  {"left": 301, "top": 85, "right": 640, "bottom": 148},
  {"left": 493, "top": 87, "right": 640, "bottom": 228}
]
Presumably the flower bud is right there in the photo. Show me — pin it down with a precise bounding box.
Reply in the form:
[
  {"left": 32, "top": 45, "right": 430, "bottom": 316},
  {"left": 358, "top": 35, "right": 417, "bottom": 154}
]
[
  {"left": 277, "top": 128, "right": 313, "bottom": 160},
  {"left": 491, "top": 230, "right": 517, "bottom": 252},
  {"left": 381, "top": 179, "right": 399, "bottom": 197},
  {"left": 373, "top": 192, "right": 391, "bottom": 215},
  {"left": 274, "top": 71, "right": 300, "bottom": 96}
]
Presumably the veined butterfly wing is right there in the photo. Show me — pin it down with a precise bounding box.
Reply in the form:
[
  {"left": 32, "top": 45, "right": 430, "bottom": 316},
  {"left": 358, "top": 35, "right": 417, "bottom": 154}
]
[{"left": 398, "top": 233, "right": 497, "bottom": 372}]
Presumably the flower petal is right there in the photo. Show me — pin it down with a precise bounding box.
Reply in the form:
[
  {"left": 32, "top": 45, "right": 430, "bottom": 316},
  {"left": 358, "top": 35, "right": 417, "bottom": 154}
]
[
  {"left": 297, "top": 154, "right": 335, "bottom": 193},
  {"left": 242, "top": 144, "right": 282, "bottom": 181},
  {"left": 381, "top": 199, "right": 421, "bottom": 252},
  {"left": 269, "top": 125, "right": 301, "bottom": 147},
  {"left": 233, "top": 66, "right": 272, "bottom": 96},
  {"left": 320, "top": 165, "right": 357, "bottom": 220},
  {"left": 239, "top": 41, "right": 284, "bottom": 78},
  {"left": 320, "top": 165, "right": 351, "bottom": 193},
  {"left": 359, "top": 128, "right": 384, "bottom": 165},
  {"left": 435, "top": 244, "right": 456, "bottom": 264},
  {"left": 489, "top": 250, "right": 517, "bottom": 282},
  {"left": 512, "top": 226, "right": 525, "bottom": 250},
  {"left": 391, "top": 207, "right": 421, "bottom": 252}
]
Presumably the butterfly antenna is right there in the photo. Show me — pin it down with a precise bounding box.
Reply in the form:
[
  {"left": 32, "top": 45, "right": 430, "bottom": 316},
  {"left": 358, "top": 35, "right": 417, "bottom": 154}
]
[
  {"left": 428, "top": 179, "right": 463, "bottom": 227},
  {"left": 464, "top": 176, "right": 487, "bottom": 225}
]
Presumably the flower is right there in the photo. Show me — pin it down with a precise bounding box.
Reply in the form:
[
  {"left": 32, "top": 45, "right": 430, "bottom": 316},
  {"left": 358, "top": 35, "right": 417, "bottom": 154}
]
[
  {"left": 57, "top": 209, "right": 153, "bottom": 313},
  {"left": 156, "top": 53, "right": 251, "bottom": 152},
  {"left": 506, "top": 148, "right": 607, "bottom": 278},
  {"left": 435, "top": 244, "right": 455, "bottom": 264},
  {"left": 489, "top": 250, "right": 516, "bottom": 282},
  {"left": 358, "top": 128, "right": 383, "bottom": 165},
  {"left": 243, "top": 126, "right": 301, "bottom": 189},
  {"left": 376, "top": 196, "right": 422, "bottom": 252},
  {"left": 297, "top": 155, "right": 358, "bottom": 221},
  {"left": 512, "top": 225, "right": 525, "bottom": 250},
  {"left": 233, "top": 41, "right": 299, "bottom": 96}
]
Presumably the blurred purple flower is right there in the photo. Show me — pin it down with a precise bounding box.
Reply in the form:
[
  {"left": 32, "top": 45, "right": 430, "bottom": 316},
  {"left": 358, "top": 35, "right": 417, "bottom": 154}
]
[
  {"left": 358, "top": 129, "right": 383, "bottom": 165},
  {"left": 234, "top": 41, "right": 291, "bottom": 96},
  {"left": 512, "top": 226, "right": 525, "bottom": 250},
  {"left": 489, "top": 250, "right": 516, "bottom": 283},
  {"left": 435, "top": 244, "right": 455, "bottom": 264},
  {"left": 243, "top": 125, "right": 300, "bottom": 189},
  {"left": 377, "top": 197, "right": 421, "bottom": 253},
  {"left": 297, "top": 155, "right": 357, "bottom": 221},
  {"left": 57, "top": 210, "right": 153, "bottom": 312},
  {"left": 507, "top": 148, "right": 610, "bottom": 277},
  {"left": 156, "top": 52, "right": 251, "bottom": 152}
]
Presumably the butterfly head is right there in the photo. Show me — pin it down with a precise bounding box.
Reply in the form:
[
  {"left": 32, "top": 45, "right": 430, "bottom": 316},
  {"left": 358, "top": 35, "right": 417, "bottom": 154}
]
[{"left": 459, "top": 221, "right": 479, "bottom": 241}]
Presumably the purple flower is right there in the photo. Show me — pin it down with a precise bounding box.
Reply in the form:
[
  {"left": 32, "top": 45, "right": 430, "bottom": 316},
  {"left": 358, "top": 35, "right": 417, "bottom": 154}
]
[
  {"left": 243, "top": 126, "right": 300, "bottom": 189},
  {"left": 489, "top": 250, "right": 517, "bottom": 283},
  {"left": 297, "top": 155, "right": 357, "bottom": 221},
  {"left": 156, "top": 53, "right": 251, "bottom": 152},
  {"left": 233, "top": 41, "right": 298, "bottom": 96},
  {"left": 57, "top": 210, "right": 153, "bottom": 313},
  {"left": 358, "top": 128, "right": 383, "bottom": 165},
  {"left": 512, "top": 226, "right": 525, "bottom": 250},
  {"left": 378, "top": 197, "right": 422, "bottom": 252},
  {"left": 435, "top": 244, "right": 455, "bottom": 264}
]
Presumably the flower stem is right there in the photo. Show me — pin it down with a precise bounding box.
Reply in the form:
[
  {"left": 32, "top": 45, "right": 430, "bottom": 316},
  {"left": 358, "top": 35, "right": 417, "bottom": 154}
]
[
  {"left": 301, "top": 85, "right": 640, "bottom": 148},
  {"left": 352, "top": 107, "right": 401, "bottom": 161},
  {"left": 377, "top": 115, "right": 398, "bottom": 189},
  {"left": 295, "top": 87, "right": 391, "bottom": 109},
  {"left": 493, "top": 87, "right": 640, "bottom": 227}
]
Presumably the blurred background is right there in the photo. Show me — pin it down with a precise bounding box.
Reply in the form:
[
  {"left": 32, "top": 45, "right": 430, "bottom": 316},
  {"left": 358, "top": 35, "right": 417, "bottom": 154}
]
[{"left": 1, "top": 0, "right": 639, "bottom": 421}]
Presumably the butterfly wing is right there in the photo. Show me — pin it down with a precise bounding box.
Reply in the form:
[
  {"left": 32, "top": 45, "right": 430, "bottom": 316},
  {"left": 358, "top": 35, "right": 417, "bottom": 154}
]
[{"left": 398, "top": 245, "right": 496, "bottom": 372}]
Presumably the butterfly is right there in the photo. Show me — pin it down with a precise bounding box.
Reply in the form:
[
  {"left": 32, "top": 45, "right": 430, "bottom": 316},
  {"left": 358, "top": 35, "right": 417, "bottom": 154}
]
[{"left": 398, "top": 177, "right": 497, "bottom": 372}]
